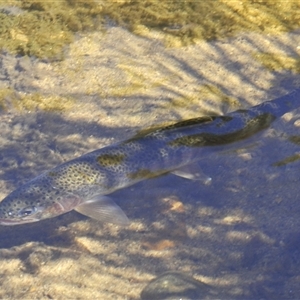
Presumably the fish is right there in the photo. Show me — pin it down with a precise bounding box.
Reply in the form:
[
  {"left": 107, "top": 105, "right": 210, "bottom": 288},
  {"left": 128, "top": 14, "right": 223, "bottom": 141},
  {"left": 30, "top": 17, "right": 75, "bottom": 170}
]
[{"left": 0, "top": 89, "right": 299, "bottom": 226}]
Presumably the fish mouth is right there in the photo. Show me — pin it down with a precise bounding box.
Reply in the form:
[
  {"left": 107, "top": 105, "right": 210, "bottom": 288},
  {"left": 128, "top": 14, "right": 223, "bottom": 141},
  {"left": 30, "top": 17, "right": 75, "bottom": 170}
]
[{"left": 0, "top": 217, "right": 39, "bottom": 226}]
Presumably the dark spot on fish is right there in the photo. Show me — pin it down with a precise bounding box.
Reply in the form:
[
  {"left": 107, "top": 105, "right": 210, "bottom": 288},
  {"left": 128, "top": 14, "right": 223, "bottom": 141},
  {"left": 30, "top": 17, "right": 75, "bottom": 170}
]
[
  {"left": 169, "top": 113, "right": 275, "bottom": 147},
  {"left": 272, "top": 153, "right": 300, "bottom": 167},
  {"left": 127, "top": 116, "right": 215, "bottom": 142},
  {"left": 48, "top": 171, "right": 58, "bottom": 177},
  {"left": 168, "top": 135, "right": 206, "bottom": 147},
  {"left": 96, "top": 153, "right": 126, "bottom": 167}
]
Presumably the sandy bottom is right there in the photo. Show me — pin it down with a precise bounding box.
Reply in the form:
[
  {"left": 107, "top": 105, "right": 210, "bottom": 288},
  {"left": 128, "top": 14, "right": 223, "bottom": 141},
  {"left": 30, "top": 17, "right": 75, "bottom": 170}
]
[{"left": 0, "top": 25, "right": 300, "bottom": 299}]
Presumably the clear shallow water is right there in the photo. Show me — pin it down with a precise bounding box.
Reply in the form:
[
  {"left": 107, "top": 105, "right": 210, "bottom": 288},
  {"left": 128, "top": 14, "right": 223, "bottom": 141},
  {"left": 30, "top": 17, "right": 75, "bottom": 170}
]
[{"left": 0, "top": 3, "right": 300, "bottom": 299}]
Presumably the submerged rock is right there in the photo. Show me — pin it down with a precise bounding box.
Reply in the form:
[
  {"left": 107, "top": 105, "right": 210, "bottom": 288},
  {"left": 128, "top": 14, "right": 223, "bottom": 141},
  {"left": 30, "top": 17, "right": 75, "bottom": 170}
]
[{"left": 140, "top": 271, "right": 210, "bottom": 300}]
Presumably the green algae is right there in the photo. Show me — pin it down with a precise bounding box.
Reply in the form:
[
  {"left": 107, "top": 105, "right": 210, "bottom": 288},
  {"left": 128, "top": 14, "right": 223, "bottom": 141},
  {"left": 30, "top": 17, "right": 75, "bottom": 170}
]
[
  {"left": 106, "top": 60, "right": 167, "bottom": 97},
  {"left": 1, "top": 1, "right": 300, "bottom": 59},
  {"left": 0, "top": 0, "right": 103, "bottom": 59},
  {"left": 0, "top": 88, "right": 75, "bottom": 112},
  {"left": 160, "top": 84, "right": 240, "bottom": 118},
  {"left": 0, "top": 88, "right": 15, "bottom": 110},
  {"left": 253, "top": 53, "right": 300, "bottom": 73},
  {"left": 102, "top": 1, "right": 300, "bottom": 47},
  {"left": 19, "top": 93, "right": 76, "bottom": 112}
]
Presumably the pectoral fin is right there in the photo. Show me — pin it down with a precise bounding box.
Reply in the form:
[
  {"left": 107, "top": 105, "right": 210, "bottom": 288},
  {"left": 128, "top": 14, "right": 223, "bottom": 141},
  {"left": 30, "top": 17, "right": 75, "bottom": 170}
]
[
  {"left": 172, "top": 165, "right": 212, "bottom": 185},
  {"left": 74, "top": 195, "right": 130, "bottom": 226}
]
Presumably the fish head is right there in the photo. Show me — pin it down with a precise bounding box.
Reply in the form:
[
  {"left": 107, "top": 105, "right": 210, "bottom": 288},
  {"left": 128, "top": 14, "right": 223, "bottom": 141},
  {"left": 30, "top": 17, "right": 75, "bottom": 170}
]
[{"left": 0, "top": 174, "right": 80, "bottom": 225}]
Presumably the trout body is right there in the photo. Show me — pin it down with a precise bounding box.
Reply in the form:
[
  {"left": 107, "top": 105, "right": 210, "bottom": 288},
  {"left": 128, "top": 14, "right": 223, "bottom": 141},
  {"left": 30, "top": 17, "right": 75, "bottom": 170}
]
[{"left": 0, "top": 90, "right": 299, "bottom": 225}]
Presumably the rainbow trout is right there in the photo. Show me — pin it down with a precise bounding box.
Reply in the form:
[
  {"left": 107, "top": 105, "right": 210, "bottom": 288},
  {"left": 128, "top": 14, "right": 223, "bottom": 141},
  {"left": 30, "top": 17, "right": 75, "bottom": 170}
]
[{"left": 0, "top": 89, "right": 299, "bottom": 225}]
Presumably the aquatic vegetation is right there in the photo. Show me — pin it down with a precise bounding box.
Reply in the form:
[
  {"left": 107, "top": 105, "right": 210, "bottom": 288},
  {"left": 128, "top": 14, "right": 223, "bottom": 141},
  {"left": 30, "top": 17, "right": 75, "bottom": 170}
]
[
  {"left": 0, "top": 88, "right": 15, "bottom": 110},
  {"left": 103, "top": 1, "right": 300, "bottom": 47},
  {"left": 18, "top": 93, "right": 76, "bottom": 112},
  {"left": 0, "top": 88, "right": 75, "bottom": 112},
  {"left": 0, "top": 0, "right": 103, "bottom": 59},
  {"left": 161, "top": 85, "right": 240, "bottom": 118},
  {"left": 1, "top": 1, "right": 300, "bottom": 59},
  {"left": 99, "top": 59, "right": 168, "bottom": 98},
  {"left": 253, "top": 52, "right": 300, "bottom": 73}
]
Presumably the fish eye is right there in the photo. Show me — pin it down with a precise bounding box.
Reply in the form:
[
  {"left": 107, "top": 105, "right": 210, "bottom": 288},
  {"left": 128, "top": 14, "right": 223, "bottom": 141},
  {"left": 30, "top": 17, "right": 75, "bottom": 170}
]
[{"left": 18, "top": 206, "right": 37, "bottom": 217}]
